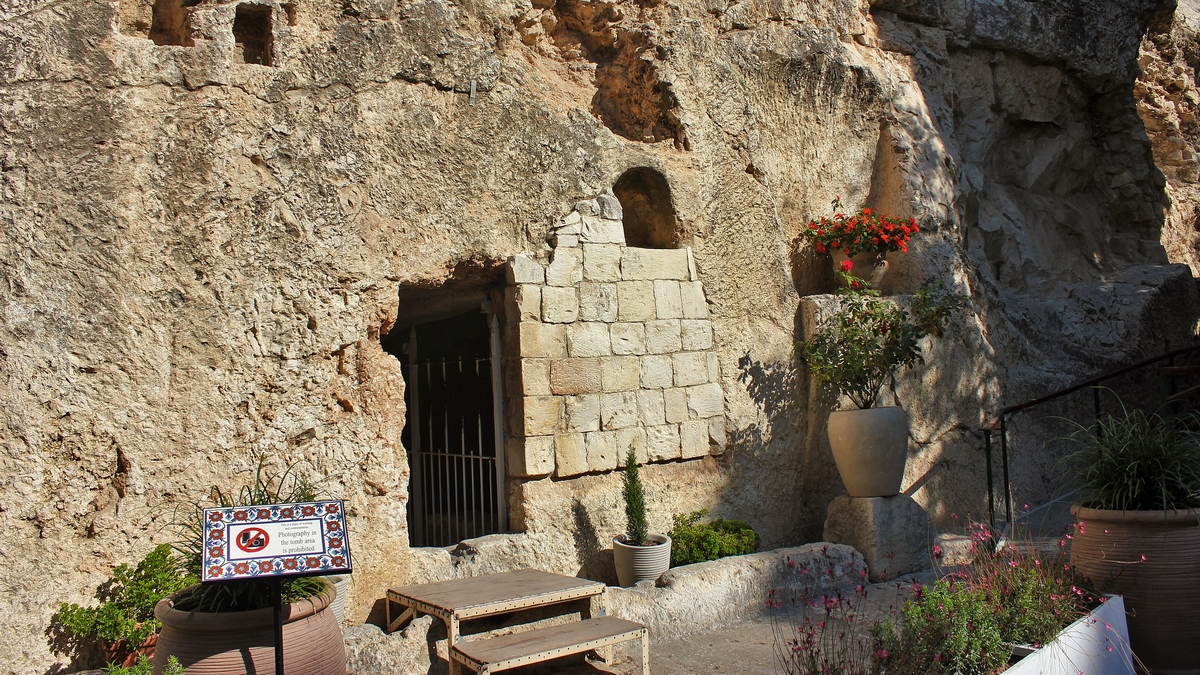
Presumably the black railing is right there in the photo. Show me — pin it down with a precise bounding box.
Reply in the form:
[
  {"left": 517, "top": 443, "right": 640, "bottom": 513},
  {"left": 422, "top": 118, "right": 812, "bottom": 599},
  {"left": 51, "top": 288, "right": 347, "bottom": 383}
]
[{"left": 982, "top": 340, "right": 1200, "bottom": 534}]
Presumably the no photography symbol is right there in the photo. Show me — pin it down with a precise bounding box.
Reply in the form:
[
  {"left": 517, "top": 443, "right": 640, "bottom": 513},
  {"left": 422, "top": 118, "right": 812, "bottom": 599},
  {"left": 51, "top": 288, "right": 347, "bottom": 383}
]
[{"left": 236, "top": 527, "right": 270, "bottom": 553}]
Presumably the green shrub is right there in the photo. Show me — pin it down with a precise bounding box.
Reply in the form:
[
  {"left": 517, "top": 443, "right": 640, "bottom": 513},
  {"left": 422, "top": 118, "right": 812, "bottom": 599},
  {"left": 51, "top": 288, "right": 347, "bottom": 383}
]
[
  {"left": 621, "top": 447, "right": 649, "bottom": 546},
  {"left": 668, "top": 509, "right": 759, "bottom": 566},
  {"left": 871, "top": 580, "right": 1007, "bottom": 675},
  {"left": 104, "top": 654, "right": 185, "bottom": 675},
  {"left": 55, "top": 544, "right": 196, "bottom": 650}
]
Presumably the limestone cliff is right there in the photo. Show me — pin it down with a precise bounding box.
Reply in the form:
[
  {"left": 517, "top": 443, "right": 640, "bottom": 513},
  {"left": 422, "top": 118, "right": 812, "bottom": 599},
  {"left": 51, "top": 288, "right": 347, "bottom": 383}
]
[{"left": 1, "top": 0, "right": 1197, "bottom": 671}]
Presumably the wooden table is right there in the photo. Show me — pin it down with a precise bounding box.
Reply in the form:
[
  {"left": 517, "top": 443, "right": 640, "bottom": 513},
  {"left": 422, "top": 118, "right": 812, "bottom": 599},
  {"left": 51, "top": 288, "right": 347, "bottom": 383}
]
[{"left": 386, "top": 568, "right": 648, "bottom": 674}]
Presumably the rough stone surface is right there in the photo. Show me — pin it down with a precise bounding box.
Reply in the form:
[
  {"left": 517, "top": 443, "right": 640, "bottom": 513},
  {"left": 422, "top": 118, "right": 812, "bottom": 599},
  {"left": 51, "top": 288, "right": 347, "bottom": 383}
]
[
  {"left": 344, "top": 617, "right": 436, "bottom": 675},
  {"left": 823, "top": 494, "right": 935, "bottom": 582},
  {"left": 5, "top": 0, "right": 1200, "bottom": 669}
]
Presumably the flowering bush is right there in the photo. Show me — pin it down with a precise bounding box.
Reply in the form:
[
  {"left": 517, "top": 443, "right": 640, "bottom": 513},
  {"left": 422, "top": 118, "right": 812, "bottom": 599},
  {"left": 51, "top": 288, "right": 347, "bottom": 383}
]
[
  {"left": 803, "top": 197, "right": 919, "bottom": 258},
  {"left": 797, "top": 279, "right": 963, "bottom": 409},
  {"left": 871, "top": 580, "right": 1007, "bottom": 675}
]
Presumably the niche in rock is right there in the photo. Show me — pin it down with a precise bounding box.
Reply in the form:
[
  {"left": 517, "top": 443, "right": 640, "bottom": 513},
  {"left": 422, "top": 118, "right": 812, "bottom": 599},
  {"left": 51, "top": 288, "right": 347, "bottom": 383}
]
[
  {"left": 614, "top": 167, "right": 679, "bottom": 248},
  {"left": 233, "top": 4, "right": 273, "bottom": 66},
  {"left": 148, "top": 0, "right": 197, "bottom": 45}
]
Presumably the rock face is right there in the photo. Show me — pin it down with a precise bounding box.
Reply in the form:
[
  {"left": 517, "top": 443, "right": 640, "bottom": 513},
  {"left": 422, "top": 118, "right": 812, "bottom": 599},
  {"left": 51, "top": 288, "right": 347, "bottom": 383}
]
[{"left": 2, "top": 0, "right": 1199, "bottom": 670}]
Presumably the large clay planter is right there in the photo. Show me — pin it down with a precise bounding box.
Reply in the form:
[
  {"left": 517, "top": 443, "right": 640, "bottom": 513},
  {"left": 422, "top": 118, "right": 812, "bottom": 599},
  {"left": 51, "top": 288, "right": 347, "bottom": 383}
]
[
  {"left": 827, "top": 406, "right": 909, "bottom": 497},
  {"left": 613, "top": 533, "right": 672, "bottom": 587},
  {"left": 151, "top": 581, "right": 346, "bottom": 675},
  {"left": 1070, "top": 505, "right": 1200, "bottom": 675}
]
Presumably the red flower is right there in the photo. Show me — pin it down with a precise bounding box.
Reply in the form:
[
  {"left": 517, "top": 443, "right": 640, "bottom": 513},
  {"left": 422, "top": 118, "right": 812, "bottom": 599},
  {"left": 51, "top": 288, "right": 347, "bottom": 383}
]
[
  {"left": 307, "top": 557, "right": 321, "bottom": 568},
  {"left": 862, "top": 207, "right": 872, "bottom": 215},
  {"left": 209, "top": 529, "right": 224, "bottom": 540},
  {"left": 280, "top": 508, "right": 294, "bottom": 519},
  {"left": 209, "top": 512, "right": 223, "bottom": 522},
  {"left": 302, "top": 506, "right": 316, "bottom": 516},
  {"left": 208, "top": 566, "right": 222, "bottom": 577},
  {"left": 816, "top": 243, "right": 826, "bottom": 253},
  {"left": 326, "top": 503, "right": 339, "bottom": 514},
  {"left": 209, "top": 547, "right": 222, "bottom": 558},
  {"left": 234, "top": 511, "right": 248, "bottom": 521},
  {"left": 872, "top": 237, "right": 880, "bottom": 245},
  {"left": 235, "top": 563, "right": 249, "bottom": 574},
  {"left": 831, "top": 241, "right": 840, "bottom": 248},
  {"left": 327, "top": 521, "right": 341, "bottom": 531},
  {"left": 329, "top": 538, "right": 343, "bottom": 548},
  {"left": 284, "top": 558, "right": 299, "bottom": 569},
  {"left": 331, "top": 556, "right": 346, "bottom": 567},
  {"left": 258, "top": 509, "right": 271, "bottom": 519},
  {"left": 840, "top": 260, "right": 853, "bottom": 272},
  {"left": 260, "top": 561, "right": 273, "bottom": 572}
]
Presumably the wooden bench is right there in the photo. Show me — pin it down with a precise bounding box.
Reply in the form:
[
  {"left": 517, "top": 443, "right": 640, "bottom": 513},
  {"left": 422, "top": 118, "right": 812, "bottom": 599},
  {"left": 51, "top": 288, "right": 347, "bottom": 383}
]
[
  {"left": 386, "top": 569, "right": 648, "bottom": 674},
  {"left": 451, "top": 616, "right": 648, "bottom": 674}
]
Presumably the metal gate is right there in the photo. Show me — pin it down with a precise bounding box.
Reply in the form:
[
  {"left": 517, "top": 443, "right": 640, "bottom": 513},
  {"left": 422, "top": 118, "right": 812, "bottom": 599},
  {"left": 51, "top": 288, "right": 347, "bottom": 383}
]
[{"left": 404, "top": 309, "right": 506, "bottom": 547}]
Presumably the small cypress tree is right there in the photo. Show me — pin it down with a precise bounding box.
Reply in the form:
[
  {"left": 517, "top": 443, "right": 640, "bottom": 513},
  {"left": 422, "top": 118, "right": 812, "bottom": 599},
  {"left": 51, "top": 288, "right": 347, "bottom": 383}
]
[{"left": 623, "top": 447, "right": 649, "bottom": 546}]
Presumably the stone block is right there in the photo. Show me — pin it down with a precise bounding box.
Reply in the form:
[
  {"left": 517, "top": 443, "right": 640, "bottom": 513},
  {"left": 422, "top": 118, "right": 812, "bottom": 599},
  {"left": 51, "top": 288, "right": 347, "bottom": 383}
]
[
  {"left": 557, "top": 210, "right": 582, "bottom": 234},
  {"left": 546, "top": 247, "right": 583, "bottom": 286},
  {"left": 601, "top": 356, "right": 640, "bottom": 392},
  {"left": 579, "top": 282, "right": 618, "bottom": 322},
  {"left": 680, "top": 419, "right": 709, "bottom": 459},
  {"left": 617, "top": 281, "right": 656, "bottom": 321},
  {"left": 568, "top": 322, "right": 613, "bottom": 357},
  {"left": 507, "top": 436, "right": 554, "bottom": 477},
  {"left": 507, "top": 284, "right": 542, "bottom": 322},
  {"left": 575, "top": 199, "right": 600, "bottom": 216},
  {"left": 663, "top": 387, "right": 689, "bottom": 423},
  {"left": 519, "top": 322, "right": 567, "bottom": 358},
  {"left": 585, "top": 430, "right": 619, "bottom": 472},
  {"left": 615, "top": 427, "right": 649, "bottom": 465},
  {"left": 597, "top": 191, "right": 623, "bottom": 220},
  {"left": 519, "top": 358, "right": 551, "bottom": 396},
  {"left": 672, "top": 351, "right": 710, "bottom": 387},
  {"left": 646, "top": 424, "right": 681, "bottom": 461},
  {"left": 600, "top": 391, "right": 639, "bottom": 430},
  {"left": 645, "top": 319, "right": 682, "bottom": 354},
  {"left": 523, "top": 396, "right": 564, "bottom": 436},
  {"left": 680, "top": 281, "right": 708, "bottom": 318},
  {"left": 822, "top": 494, "right": 934, "bottom": 582},
  {"left": 541, "top": 286, "right": 579, "bottom": 323},
  {"left": 554, "top": 433, "right": 588, "bottom": 477},
  {"left": 550, "top": 358, "right": 602, "bottom": 395},
  {"left": 565, "top": 394, "right": 601, "bottom": 433},
  {"left": 581, "top": 216, "right": 626, "bottom": 244},
  {"left": 653, "top": 280, "right": 683, "bottom": 319},
  {"left": 637, "top": 389, "right": 666, "bottom": 426},
  {"left": 610, "top": 322, "right": 646, "bottom": 355},
  {"left": 680, "top": 319, "right": 713, "bottom": 351},
  {"left": 621, "top": 247, "right": 690, "bottom": 281},
  {"left": 553, "top": 233, "right": 579, "bottom": 248},
  {"left": 687, "top": 382, "right": 724, "bottom": 418},
  {"left": 640, "top": 354, "right": 674, "bottom": 389},
  {"left": 507, "top": 254, "right": 545, "bottom": 284},
  {"left": 708, "top": 416, "right": 727, "bottom": 454},
  {"left": 707, "top": 352, "right": 720, "bottom": 382},
  {"left": 583, "top": 244, "right": 623, "bottom": 282}
]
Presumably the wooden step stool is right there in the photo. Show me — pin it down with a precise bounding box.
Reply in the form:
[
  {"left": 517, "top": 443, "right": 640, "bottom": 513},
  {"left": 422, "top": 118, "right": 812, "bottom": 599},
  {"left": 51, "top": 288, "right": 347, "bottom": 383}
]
[{"left": 386, "top": 568, "right": 649, "bottom": 674}]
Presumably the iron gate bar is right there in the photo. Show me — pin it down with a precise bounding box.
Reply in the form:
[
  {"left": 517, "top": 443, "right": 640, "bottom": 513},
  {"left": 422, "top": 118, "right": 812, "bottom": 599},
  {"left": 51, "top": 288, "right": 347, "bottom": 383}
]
[{"left": 981, "top": 339, "right": 1200, "bottom": 532}]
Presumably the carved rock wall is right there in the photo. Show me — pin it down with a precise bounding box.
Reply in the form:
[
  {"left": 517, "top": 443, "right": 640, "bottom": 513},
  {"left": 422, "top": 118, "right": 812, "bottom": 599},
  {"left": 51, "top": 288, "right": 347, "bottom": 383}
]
[{"left": 2, "top": 0, "right": 1198, "bottom": 671}]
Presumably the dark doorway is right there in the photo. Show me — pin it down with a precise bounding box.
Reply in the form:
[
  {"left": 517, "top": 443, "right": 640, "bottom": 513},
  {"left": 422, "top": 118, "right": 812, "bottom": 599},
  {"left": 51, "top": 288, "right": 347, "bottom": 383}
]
[
  {"left": 233, "top": 4, "right": 273, "bottom": 66},
  {"left": 388, "top": 310, "right": 506, "bottom": 547},
  {"left": 614, "top": 167, "right": 679, "bottom": 248}
]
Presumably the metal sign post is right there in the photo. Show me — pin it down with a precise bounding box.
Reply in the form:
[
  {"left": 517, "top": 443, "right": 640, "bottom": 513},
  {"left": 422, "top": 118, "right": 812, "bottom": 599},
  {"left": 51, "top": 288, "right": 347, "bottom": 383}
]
[{"left": 200, "top": 500, "right": 353, "bottom": 675}]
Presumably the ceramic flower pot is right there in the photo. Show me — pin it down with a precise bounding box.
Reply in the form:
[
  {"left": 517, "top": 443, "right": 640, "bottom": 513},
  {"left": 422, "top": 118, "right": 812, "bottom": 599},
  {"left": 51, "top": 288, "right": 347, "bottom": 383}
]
[
  {"left": 613, "top": 533, "right": 672, "bottom": 587},
  {"left": 151, "top": 581, "right": 346, "bottom": 675},
  {"left": 827, "top": 406, "right": 909, "bottom": 497},
  {"left": 1070, "top": 505, "right": 1200, "bottom": 675},
  {"left": 831, "top": 250, "right": 889, "bottom": 287}
]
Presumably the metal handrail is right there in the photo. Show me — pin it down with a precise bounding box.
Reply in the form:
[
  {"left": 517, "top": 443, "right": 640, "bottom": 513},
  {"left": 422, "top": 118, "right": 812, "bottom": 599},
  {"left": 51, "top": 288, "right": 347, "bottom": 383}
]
[{"left": 981, "top": 340, "right": 1200, "bottom": 533}]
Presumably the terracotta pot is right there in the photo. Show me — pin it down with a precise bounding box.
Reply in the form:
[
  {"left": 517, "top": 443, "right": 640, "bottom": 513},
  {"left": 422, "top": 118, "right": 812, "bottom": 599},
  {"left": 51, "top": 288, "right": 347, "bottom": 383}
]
[
  {"left": 613, "top": 533, "right": 671, "bottom": 587},
  {"left": 827, "top": 406, "right": 909, "bottom": 497},
  {"left": 831, "top": 250, "right": 889, "bottom": 287},
  {"left": 1070, "top": 505, "right": 1200, "bottom": 675},
  {"left": 151, "top": 581, "right": 346, "bottom": 675}
]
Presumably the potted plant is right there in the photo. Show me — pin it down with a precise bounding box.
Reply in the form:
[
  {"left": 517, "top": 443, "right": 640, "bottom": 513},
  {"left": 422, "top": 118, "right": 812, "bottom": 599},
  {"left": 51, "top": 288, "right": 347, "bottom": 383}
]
[
  {"left": 802, "top": 197, "right": 918, "bottom": 286},
  {"left": 797, "top": 276, "right": 961, "bottom": 497},
  {"left": 151, "top": 460, "right": 347, "bottom": 675},
  {"left": 1061, "top": 403, "right": 1200, "bottom": 674},
  {"left": 612, "top": 448, "right": 671, "bottom": 587}
]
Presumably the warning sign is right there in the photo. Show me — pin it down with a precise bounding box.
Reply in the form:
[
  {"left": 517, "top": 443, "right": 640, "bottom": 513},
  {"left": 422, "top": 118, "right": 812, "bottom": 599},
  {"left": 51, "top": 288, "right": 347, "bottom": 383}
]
[{"left": 201, "top": 500, "right": 352, "bottom": 582}]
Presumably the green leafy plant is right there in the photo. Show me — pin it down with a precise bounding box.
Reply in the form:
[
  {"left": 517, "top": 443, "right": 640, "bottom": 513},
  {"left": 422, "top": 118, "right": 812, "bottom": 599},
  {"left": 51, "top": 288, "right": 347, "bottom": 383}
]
[
  {"left": 53, "top": 544, "right": 196, "bottom": 658},
  {"left": 171, "top": 458, "right": 329, "bottom": 613},
  {"left": 871, "top": 580, "right": 1007, "bottom": 675},
  {"left": 797, "top": 278, "right": 963, "bottom": 409},
  {"left": 622, "top": 447, "right": 650, "bottom": 546},
  {"left": 668, "top": 509, "right": 759, "bottom": 566},
  {"left": 104, "top": 654, "right": 185, "bottom": 675},
  {"left": 1059, "top": 400, "right": 1200, "bottom": 511}
]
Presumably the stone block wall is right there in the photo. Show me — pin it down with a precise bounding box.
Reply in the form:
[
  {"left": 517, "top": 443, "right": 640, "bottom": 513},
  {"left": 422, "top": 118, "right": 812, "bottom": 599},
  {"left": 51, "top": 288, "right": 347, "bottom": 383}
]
[{"left": 504, "top": 196, "right": 726, "bottom": 479}]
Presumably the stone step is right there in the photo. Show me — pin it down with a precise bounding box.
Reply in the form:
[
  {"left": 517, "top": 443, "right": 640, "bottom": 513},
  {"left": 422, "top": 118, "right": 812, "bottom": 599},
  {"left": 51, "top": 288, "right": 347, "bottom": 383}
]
[{"left": 450, "top": 616, "right": 647, "bottom": 674}]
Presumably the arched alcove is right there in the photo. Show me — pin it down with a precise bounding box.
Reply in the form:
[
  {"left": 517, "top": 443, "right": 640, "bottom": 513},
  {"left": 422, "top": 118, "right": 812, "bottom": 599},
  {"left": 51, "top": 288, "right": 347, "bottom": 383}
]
[{"left": 614, "top": 167, "right": 679, "bottom": 248}]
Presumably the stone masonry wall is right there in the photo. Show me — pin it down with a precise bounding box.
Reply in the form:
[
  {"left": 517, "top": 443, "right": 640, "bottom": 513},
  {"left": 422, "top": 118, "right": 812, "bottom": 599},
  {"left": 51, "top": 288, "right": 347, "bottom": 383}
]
[{"left": 504, "top": 193, "right": 726, "bottom": 480}]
